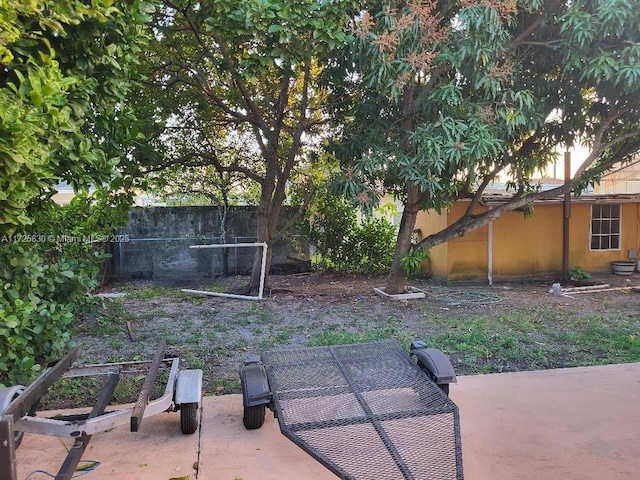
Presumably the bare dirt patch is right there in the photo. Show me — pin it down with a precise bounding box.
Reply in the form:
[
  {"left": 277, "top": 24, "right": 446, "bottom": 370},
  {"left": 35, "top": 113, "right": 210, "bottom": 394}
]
[{"left": 45, "top": 271, "right": 640, "bottom": 409}]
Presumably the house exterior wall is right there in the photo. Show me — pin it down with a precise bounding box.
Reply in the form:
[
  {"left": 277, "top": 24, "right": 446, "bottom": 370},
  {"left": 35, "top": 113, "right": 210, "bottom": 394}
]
[
  {"left": 595, "top": 158, "right": 640, "bottom": 194},
  {"left": 569, "top": 202, "right": 640, "bottom": 272},
  {"left": 491, "top": 205, "right": 563, "bottom": 278},
  {"left": 415, "top": 200, "right": 640, "bottom": 280}
]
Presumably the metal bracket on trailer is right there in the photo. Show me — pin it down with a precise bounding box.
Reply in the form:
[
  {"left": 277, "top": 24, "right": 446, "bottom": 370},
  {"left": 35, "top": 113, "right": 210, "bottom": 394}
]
[
  {"left": 3, "top": 348, "right": 82, "bottom": 421},
  {"left": 55, "top": 372, "right": 120, "bottom": 480},
  {"left": 131, "top": 339, "right": 166, "bottom": 432},
  {"left": 0, "top": 414, "right": 18, "bottom": 480}
]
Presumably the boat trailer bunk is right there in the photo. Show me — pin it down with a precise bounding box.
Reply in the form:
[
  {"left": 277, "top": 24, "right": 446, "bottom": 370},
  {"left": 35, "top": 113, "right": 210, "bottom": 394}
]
[
  {"left": 0, "top": 340, "right": 202, "bottom": 480},
  {"left": 240, "top": 340, "right": 463, "bottom": 480}
]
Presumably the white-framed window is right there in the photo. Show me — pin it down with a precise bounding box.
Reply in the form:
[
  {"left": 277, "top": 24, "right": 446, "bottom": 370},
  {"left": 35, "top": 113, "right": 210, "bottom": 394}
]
[{"left": 590, "top": 204, "right": 621, "bottom": 250}]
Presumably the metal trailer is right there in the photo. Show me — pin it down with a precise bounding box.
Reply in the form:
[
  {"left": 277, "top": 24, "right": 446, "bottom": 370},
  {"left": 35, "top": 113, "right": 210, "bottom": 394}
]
[
  {"left": 0, "top": 340, "right": 202, "bottom": 480},
  {"left": 240, "top": 340, "right": 463, "bottom": 480}
]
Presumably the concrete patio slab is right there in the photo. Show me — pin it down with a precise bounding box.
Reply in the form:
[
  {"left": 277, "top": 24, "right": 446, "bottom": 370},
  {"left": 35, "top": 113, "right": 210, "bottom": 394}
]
[
  {"left": 14, "top": 362, "right": 640, "bottom": 479},
  {"left": 15, "top": 406, "right": 200, "bottom": 480},
  {"left": 454, "top": 362, "right": 640, "bottom": 480}
]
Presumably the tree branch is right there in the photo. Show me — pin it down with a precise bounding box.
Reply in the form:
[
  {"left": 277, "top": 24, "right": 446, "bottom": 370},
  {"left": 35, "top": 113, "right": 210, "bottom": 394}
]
[
  {"left": 464, "top": 163, "right": 504, "bottom": 216},
  {"left": 513, "top": 0, "right": 563, "bottom": 46},
  {"left": 275, "top": 182, "right": 318, "bottom": 240},
  {"left": 211, "top": 33, "right": 272, "bottom": 136},
  {"left": 517, "top": 40, "right": 564, "bottom": 48},
  {"left": 142, "top": 152, "right": 212, "bottom": 173},
  {"left": 574, "top": 112, "right": 638, "bottom": 179}
]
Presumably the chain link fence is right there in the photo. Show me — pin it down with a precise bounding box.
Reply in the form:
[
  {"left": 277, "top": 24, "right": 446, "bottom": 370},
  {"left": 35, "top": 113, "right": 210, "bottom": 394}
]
[{"left": 108, "top": 235, "right": 311, "bottom": 286}]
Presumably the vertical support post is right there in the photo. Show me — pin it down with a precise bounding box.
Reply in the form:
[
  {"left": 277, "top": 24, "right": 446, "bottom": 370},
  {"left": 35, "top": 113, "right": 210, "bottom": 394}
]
[
  {"left": 0, "top": 415, "right": 17, "bottom": 480},
  {"left": 562, "top": 151, "right": 572, "bottom": 282},
  {"left": 487, "top": 221, "right": 493, "bottom": 285},
  {"left": 258, "top": 242, "right": 268, "bottom": 300},
  {"left": 118, "top": 239, "right": 124, "bottom": 281}
]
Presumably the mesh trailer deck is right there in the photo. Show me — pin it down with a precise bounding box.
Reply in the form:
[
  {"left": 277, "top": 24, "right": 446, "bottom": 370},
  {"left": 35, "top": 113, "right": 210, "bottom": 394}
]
[{"left": 240, "top": 340, "right": 463, "bottom": 480}]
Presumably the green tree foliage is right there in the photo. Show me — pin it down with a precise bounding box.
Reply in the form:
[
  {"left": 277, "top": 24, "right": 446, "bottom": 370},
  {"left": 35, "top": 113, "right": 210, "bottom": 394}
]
[
  {"left": 0, "top": 191, "right": 131, "bottom": 385},
  {"left": 335, "top": 0, "right": 640, "bottom": 292},
  {"left": 299, "top": 196, "right": 397, "bottom": 273},
  {"left": 129, "top": 0, "right": 361, "bottom": 292},
  {"left": 0, "top": 0, "right": 153, "bottom": 385}
]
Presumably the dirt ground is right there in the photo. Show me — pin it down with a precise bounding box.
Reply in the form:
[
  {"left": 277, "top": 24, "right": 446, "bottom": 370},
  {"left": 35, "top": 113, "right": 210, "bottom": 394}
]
[{"left": 44, "top": 271, "right": 640, "bottom": 408}]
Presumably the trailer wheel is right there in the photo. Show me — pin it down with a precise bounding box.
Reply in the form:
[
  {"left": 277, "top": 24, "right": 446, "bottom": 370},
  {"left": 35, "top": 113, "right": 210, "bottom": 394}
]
[
  {"left": 243, "top": 404, "right": 265, "bottom": 430},
  {"left": 0, "top": 386, "right": 25, "bottom": 448},
  {"left": 180, "top": 402, "right": 199, "bottom": 434}
]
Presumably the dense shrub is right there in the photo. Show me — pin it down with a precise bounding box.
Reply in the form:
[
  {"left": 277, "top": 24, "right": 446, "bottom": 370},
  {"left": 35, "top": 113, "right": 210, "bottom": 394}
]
[
  {"left": 348, "top": 216, "right": 397, "bottom": 273},
  {"left": 0, "top": 243, "right": 104, "bottom": 386},
  {"left": 0, "top": 192, "right": 131, "bottom": 387},
  {"left": 0, "top": 1, "right": 150, "bottom": 387},
  {"left": 299, "top": 196, "right": 397, "bottom": 273},
  {"left": 401, "top": 246, "right": 430, "bottom": 279}
]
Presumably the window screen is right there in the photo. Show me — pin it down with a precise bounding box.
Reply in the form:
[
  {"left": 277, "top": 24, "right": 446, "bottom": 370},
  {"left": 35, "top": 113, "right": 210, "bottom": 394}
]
[{"left": 590, "top": 204, "right": 621, "bottom": 250}]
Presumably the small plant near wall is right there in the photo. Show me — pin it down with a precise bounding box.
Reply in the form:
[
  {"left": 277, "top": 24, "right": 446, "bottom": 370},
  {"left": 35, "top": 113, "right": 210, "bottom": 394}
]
[
  {"left": 401, "top": 247, "right": 430, "bottom": 280},
  {"left": 569, "top": 266, "right": 591, "bottom": 282}
]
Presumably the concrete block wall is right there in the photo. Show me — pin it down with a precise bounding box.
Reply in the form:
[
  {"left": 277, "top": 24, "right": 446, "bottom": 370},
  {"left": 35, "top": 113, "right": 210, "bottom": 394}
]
[{"left": 107, "top": 206, "right": 308, "bottom": 284}]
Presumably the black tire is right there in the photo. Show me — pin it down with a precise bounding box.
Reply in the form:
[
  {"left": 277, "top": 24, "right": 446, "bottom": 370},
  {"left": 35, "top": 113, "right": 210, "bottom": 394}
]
[
  {"left": 243, "top": 404, "right": 265, "bottom": 430},
  {"left": 180, "top": 402, "right": 199, "bottom": 434},
  {"left": 419, "top": 368, "right": 450, "bottom": 397}
]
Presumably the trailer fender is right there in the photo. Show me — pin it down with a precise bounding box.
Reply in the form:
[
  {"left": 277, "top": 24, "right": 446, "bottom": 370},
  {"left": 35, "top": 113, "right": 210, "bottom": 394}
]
[
  {"left": 175, "top": 369, "right": 203, "bottom": 405},
  {"left": 240, "top": 356, "right": 271, "bottom": 407},
  {"left": 0, "top": 385, "right": 26, "bottom": 414},
  {"left": 410, "top": 341, "right": 457, "bottom": 385}
]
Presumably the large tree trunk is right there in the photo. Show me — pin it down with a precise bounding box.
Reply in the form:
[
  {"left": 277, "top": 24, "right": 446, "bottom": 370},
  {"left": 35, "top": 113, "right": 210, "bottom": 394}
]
[
  {"left": 384, "top": 83, "right": 422, "bottom": 295},
  {"left": 249, "top": 148, "right": 283, "bottom": 294},
  {"left": 385, "top": 184, "right": 421, "bottom": 294}
]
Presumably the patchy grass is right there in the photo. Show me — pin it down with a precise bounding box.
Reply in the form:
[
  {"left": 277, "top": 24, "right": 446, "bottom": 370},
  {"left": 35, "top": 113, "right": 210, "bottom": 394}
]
[
  {"left": 90, "top": 302, "right": 136, "bottom": 336},
  {"left": 427, "top": 316, "right": 553, "bottom": 373},
  {"left": 39, "top": 377, "right": 104, "bottom": 409},
  {"left": 419, "top": 311, "right": 640, "bottom": 374},
  {"left": 125, "top": 285, "right": 172, "bottom": 299},
  {"left": 551, "top": 315, "right": 640, "bottom": 366},
  {"left": 307, "top": 321, "right": 416, "bottom": 348},
  {"left": 39, "top": 369, "right": 169, "bottom": 410},
  {"left": 64, "top": 275, "right": 640, "bottom": 406}
]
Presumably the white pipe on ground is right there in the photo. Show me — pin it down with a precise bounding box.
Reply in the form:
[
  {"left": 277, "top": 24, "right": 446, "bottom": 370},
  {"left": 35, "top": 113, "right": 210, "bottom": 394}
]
[{"left": 182, "top": 242, "right": 268, "bottom": 301}]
